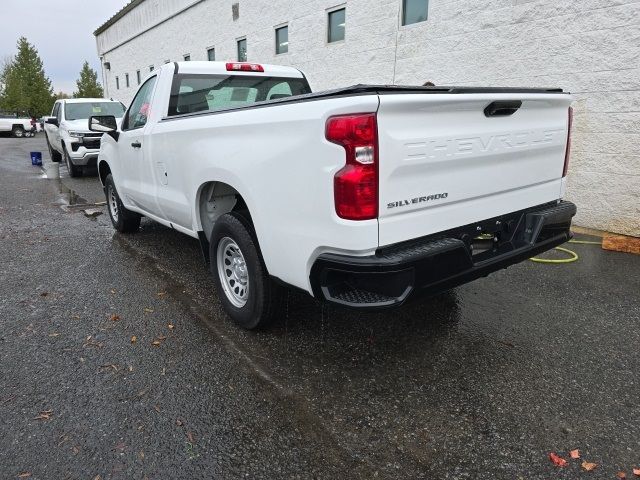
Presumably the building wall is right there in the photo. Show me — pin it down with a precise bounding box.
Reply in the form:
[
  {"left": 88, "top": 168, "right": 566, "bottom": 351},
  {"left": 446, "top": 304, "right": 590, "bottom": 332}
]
[{"left": 96, "top": 0, "right": 640, "bottom": 237}]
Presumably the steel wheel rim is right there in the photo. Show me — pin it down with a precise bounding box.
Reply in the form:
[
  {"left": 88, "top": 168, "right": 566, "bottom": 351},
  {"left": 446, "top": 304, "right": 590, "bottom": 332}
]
[
  {"left": 216, "top": 237, "right": 249, "bottom": 308},
  {"left": 108, "top": 185, "right": 119, "bottom": 222},
  {"left": 14, "top": 129, "right": 23, "bottom": 138}
]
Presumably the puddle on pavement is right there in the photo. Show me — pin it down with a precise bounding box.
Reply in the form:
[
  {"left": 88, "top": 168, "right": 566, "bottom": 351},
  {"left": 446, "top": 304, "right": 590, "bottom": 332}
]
[
  {"left": 52, "top": 179, "right": 88, "bottom": 207},
  {"left": 50, "top": 178, "right": 106, "bottom": 218}
]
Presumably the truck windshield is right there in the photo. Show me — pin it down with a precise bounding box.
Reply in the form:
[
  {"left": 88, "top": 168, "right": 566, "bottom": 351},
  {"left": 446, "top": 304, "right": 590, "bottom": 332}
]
[
  {"left": 64, "top": 102, "right": 126, "bottom": 120},
  {"left": 167, "top": 74, "right": 311, "bottom": 116}
]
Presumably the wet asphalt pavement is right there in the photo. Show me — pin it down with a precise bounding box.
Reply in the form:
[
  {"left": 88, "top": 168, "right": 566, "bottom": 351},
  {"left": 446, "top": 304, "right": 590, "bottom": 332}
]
[{"left": 1, "top": 135, "right": 639, "bottom": 479}]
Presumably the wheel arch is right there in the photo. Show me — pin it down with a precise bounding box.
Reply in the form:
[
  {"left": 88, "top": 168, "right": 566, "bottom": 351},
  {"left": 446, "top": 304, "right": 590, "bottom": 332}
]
[
  {"left": 98, "top": 160, "right": 111, "bottom": 186},
  {"left": 195, "top": 180, "right": 252, "bottom": 241}
]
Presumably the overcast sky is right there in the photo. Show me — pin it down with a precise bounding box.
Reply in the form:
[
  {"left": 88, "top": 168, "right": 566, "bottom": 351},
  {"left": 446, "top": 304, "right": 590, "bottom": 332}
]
[{"left": 1, "top": 0, "right": 130, "bottom": 94}]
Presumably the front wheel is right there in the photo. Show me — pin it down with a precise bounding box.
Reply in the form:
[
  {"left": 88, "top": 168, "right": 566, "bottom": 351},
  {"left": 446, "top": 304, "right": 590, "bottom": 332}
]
[
  {"left": 210, "top": 213, "right": 283, "bottom": 330},
  {"left": 104, "top": 173, "right": 141, "bottom": 233},
  {"left": 11, "top": 126, "right": 25, "bottom": 138},
  {"left": 63, "top": 147, "right": 82, "bottom": 177}
]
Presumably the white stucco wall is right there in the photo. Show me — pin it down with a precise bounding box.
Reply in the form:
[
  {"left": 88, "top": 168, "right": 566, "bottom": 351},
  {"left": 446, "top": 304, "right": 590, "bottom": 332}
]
[{"left": 96, "top": 0, "right": 640, "bottom": 237}]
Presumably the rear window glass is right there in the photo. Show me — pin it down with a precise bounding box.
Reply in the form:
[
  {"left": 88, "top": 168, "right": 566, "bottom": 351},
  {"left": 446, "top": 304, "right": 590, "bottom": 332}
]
[
  {"left": 168, "top": 74, "right": 311, "bottom": 116},
  {"left": 64, "top": 102, "right": 126, "bottom": 120}
]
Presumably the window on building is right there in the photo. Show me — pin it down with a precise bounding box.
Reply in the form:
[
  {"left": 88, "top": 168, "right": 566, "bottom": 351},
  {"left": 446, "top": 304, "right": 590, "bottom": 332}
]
[
  {"left": 136, "top": 70, "right": 141, "bottom": 84},
  {"left": 275, "top": 25, "right": 288, "bottom": 54},
  {"left": 207, "top": 48, "right": 216, "bottom": 61},
  {"left": 402, "top": 0, "right": 428, "bottom": 26},
  {"left": 184, "top": 54, "right": 191, "bottom": 61},
  {"left": 237, "top": 38, "right": 247, "bottom": 61},
  {"left": 125, "top": 73, "right": 130, "bottom": 88},
  {"left": 116, "top": 76, "right": 120, "bottom": 90},
  {"left": 328, "top": 7, "right": 346, "bottom": 43},
  {"left": 150, "top": 65, "right": 154, "bottom": 72}
]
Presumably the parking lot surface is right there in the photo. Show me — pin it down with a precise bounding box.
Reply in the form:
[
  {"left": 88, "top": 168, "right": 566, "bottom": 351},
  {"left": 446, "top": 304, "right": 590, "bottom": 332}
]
[{"left": 1, "top": 135, "right": 639, "bottom": 479}]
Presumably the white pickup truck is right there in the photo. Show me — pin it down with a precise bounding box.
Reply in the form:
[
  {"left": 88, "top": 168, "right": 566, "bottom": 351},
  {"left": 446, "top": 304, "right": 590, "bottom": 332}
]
[
  {"left": 0, "top": 112, "right": 32, "bottom": 137},
  {"left": 90, "top": 61, "right": 576, "bottom": 329},
  {"left": 44, "top": 98, "right": 125, "bottom": 177}
]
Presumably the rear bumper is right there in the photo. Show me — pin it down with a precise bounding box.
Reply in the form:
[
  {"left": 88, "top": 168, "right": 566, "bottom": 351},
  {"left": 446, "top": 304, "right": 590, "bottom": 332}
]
[{"left": 309, "top": 201, "right": 577, "bottom": 309}]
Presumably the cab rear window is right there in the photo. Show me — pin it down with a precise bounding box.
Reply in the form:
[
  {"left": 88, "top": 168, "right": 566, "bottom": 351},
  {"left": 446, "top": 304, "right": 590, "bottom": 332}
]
[{"left": 167, "top": 74, "right": 311, "bottom": 116}]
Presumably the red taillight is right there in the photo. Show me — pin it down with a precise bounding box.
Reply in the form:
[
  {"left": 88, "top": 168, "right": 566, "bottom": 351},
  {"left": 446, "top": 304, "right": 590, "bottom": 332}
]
[
  {"left": 225, "top": 62, "right": 264, "bottom": 72},
  {"left": 326, "top": 113, "right": 378, "bottom": 220},
  {"left": 563, "top": 106, "right": 573, "bottom": 177}
]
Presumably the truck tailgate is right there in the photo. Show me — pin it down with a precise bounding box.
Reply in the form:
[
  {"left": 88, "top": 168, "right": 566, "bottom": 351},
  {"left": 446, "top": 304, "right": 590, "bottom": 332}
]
[{"left": 376, "top": 93, "right": 573, "bottom": 247}]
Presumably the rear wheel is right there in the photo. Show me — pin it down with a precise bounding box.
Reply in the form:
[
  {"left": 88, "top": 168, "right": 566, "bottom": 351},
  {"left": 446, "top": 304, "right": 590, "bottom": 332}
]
[
  {"left": 46, "top": 136, "right": 62, "bottom": 162},
  {"left": 11, "top": 126, "right": 25, "bottom": 138},
  {"left": 104, "top": 173, "right": 141, "bottom": 233},
  {"left": 63, "top": 147, "right": 82, "bottom": 177},
  {"left": 210, "top": 212, "right": 283, "bottom": 330}
]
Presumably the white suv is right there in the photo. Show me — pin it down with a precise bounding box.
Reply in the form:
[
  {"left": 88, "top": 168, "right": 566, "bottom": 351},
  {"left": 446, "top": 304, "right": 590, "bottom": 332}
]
[{"left": 44, "top": 98, "right": 125, "bottom": 177}]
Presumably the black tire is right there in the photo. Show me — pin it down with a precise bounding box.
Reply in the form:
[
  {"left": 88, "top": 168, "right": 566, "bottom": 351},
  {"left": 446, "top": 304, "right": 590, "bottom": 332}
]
[
  {"left": 11, "top": 125, "right": 25, "bottom": 138},
  {"left": 63, "top": 146, "right": 82, "bottom": 177},
  {"left": 46, "top": 136, "right": 62, "bottom": 162},
  {"left": 104, "top": 173, "right": 141, "bottom": 233},
  {"left": 210, "top": 212, "right": 283, "bottom": 330}
]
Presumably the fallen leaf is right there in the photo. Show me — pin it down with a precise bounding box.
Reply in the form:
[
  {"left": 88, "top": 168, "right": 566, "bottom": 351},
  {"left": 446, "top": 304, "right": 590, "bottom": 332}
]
[
  {"left": 151, "top": 335, "right": 167, "bottom": 346},
  {"left": 83, "top": 339, "right": 103, "bottom": 349},
  {"left": 151, "top": 341, "right": 161, "bottom": 346},
  {"left": 156, "top": 291, "right": 167, "bottom": 298},
  {"left": 581, "top": 461, "right": 597, "bottom": 471},
  {"left": 549, "top": 452, "right": 568, "bottom": 467},
  {"left": 176, "top": 419, "right": 183, "bottom": 426},
  {"left": 186, "top": 431, "right": 195, "bottom": 443},
  {"left": 17, "top": 472, "right": 32, "bottom": 478},
  {"left": 154, "top": 405, "right": 161, "bottom": 413},
  {"left": 49, "top": 332, "right": 60, "bottom": 337},
  {"left": 618, "top": 472, "right": 627, "bottom": 479},
  {"left": 168, "top": 324, "right": 175, "bottom": 330},
  {"left": 139, "top": 450, "right": 145, "bottom": 460},
  {"left": 99, "top": 364, "right": 119, "bottom": 372},
  {"left": 143, "top": 308, "right": 154, "bottom": 314},
  {"left": 113, "top": 441, "right": 126, "bottom": 452},
  {"left": 40, "top": 292, "right": 48, "bottom": 297},
  {"left": 33, "top": 409, "right": 53, "bottom": 421},
  {"left": 130, "top": 335, "right": 137, "bottom": 344},
  {"left": 72, "top": 446, "right": 80, "bottom": 454},
  {"left": 633, "top": 468, "right": 640, "bottom": 477},
  {"left": 110, "top": 314, "right": 120, "bottom": 322},
  {"left": 570, "top": 449, "right": 580, "bottom": 459},
  {"left": 110, "top": 289, "right": 116, "bottom": 294}
]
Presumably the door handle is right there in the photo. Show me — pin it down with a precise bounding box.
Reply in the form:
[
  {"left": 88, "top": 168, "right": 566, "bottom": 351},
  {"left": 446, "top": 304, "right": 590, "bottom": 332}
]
[{"left": 131, "top": 141, "right": 142, "bottom": 148}]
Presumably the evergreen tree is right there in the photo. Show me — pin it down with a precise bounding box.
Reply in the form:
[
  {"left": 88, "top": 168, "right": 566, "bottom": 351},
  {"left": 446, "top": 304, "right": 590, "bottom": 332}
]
[
  {"left": 0, "top": 37, "right": 54, "bottom": 117},
  {"left": 73, "top": 61, "right": 103, "bottom": 98}
]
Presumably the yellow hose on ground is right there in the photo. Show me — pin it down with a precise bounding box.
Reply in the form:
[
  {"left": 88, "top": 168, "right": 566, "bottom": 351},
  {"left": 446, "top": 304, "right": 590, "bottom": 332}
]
[{"left": 529, "top": 239, "right": 602, "bottom": 264}]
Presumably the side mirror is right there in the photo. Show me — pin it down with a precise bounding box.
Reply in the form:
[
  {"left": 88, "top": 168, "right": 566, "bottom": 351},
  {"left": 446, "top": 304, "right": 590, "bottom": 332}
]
[
  {"left": 89, "top": 115, "right": 117, "bottom": 133},
  {"left": 46, "top": 117, "right": 59, "bottom": 127}
]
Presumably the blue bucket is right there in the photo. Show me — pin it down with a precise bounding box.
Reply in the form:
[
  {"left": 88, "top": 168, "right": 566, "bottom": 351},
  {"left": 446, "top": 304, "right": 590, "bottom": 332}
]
[{"left": 30, "top": 151, "right": 42, "bottom": 166}]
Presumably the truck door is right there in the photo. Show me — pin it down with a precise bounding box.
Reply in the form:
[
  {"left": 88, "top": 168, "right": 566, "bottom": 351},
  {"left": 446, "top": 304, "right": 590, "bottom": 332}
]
[{"left": 117, "top": 75, "right": 161, "bottom": 216}]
